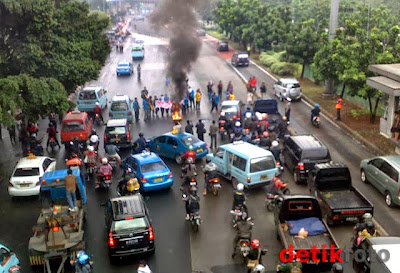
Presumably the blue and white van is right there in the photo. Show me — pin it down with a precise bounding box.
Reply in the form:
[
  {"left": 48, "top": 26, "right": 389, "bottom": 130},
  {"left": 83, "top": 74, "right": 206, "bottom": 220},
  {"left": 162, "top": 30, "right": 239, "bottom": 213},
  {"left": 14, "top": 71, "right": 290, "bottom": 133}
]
[
  {"left": 109, "top": 95, "right": 133, "bottom": 122},
  {"left": 77, "top": 86, "right": 108, "bottom": 112},
  {"left": 207, "top": 141, "right": 278, "bottom": 188}
]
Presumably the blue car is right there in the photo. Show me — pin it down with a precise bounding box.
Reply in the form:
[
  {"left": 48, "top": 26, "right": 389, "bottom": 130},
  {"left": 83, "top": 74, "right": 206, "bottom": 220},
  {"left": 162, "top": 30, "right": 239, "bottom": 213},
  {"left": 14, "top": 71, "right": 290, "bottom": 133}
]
[
  {"left": 148, "top": 132, "right": 208, "bottom": 164},
  {"left": 123, "top": 151, "right": 173, "bottom": 192},
  {"left": 0, "top": 244, "right": 20, "bottom": 273},
  {"left": 116, "top": 62, "right": 133, "bottom": 76}
]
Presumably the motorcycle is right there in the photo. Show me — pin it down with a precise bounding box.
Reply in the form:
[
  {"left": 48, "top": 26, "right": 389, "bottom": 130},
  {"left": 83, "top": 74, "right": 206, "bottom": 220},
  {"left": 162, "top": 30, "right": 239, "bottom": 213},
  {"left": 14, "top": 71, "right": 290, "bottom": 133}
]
[
  {"left": 29, "top": 143, "right": 44, "bottom": 156},
  {"left": 87, "top": 162, "right": 96, "bottom": 176},
  {"left": 238, "top": 239, "right": 251, "bottom": 258},
  {"left": 276, "top": 160, "right": 284, "bottom": 173},
  {"left": 107, "top": 156, "right": 118, "bottom": 170},
  {"left": 218, "top": 120, "right": 228, "bottom": 140},
  {"left": 47, "top": 136, "right": 58, "bottom": 152},
  {"left": 94, "top": 113, "right": 102, "bottom": 125},
  {"left": 182, "top": 194, "right": 201, "bottom": 232},
  {"left": 265, "top": 188, "right": 289, "bottom": 212},
  {"left": 66, "top": 154, "right": 83, "bottom": 171},
  {"left": 96, "top": 173, "right": 112, "bottom": 191},
  {"left": 231, "top": 205, "right": 246, "bottom": 225},
  {"left": 207, "top": 177, "right": 221, "bottom": 196},
  {"left": 312, "top": 115, "right": 321, "bottom": 128}
]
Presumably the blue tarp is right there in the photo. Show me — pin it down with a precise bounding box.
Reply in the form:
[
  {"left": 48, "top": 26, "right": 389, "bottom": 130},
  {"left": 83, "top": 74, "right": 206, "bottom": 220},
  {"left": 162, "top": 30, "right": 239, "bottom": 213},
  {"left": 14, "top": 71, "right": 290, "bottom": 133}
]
[{"left": 287, "top": 217, "right": 327, "bottom": 236}]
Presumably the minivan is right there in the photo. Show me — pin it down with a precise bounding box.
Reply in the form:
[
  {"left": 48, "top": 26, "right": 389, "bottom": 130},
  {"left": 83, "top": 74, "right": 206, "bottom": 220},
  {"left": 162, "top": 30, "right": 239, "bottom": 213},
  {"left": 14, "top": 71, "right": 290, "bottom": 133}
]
[
  {"left": 77, "top": 86, "right": 108, "bottom": 112},
  {"left": 207, "top": 141, "right": 278, "bottom": 188},
  {"left": 282, "top": 135, "right": 331, "bottom": 183},
  {"left": 104, "top": 119, "right": 132, "bottom": 149},
  {"left": 232, "top": 52, "right": 249, "bottom": 67},
  {"left": 109, "top": 95, "right": 133, "bottom": 122},
  {"left": 220, "top": 100, "right": 243, "bottom": 121}
]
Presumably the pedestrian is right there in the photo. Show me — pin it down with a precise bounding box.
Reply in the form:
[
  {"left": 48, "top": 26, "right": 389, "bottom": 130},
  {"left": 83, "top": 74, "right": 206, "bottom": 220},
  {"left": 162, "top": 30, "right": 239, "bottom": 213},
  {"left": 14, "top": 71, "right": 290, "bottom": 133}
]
[
  {"left": 149, "top": 96, "right": 155, "bottom": 118},
  {"left": 227, "top": 81, "right": 233, "bottom": 94},
  {"left": 164, "top": 94, "right": 172, "bottom": 116},
  {"left": 195, "top": 89, "right": 202, "bottom": 109},
  {"left": 185, "top": 120, "right": 194, "bottom": 134},
  {"left": 165, "top": 76, "right": 170, "bottom": 88},
  {"left": 285, "top": 98, "right": 291, "bottom": 123},
  {"left": 335, "top": 95, "right": 344, "bottom": 120},
  {"left": 8, "top": 125, "right": 16, "bottom": 144},
  {"left": 183, "top": 96, "right": 189, "bottom": 114},
  {"left": 207, "top": 80, "right": 213, "bottom": 101},
  {"left": 133, "top": 97, "right": 140, "bottom": 122},
  {"left": 196, "top": 120, "right": 206, "bottom": 141},
  {"left": 260, "top": 82, "right": 267, "bottom": 97},
  {"left": 209, "top": 120, "right": 218, "bottom": 149},
  {"left": 247, "top": 44, "right": 251, "bottom": 56},
  {"left": 143, "top": 98, "right": 150, "bottom": 120},
  {"left": 217, "top": 80, "right": 223, "bottom": 98},
  {"left": 211, "top": 93, "right": 219, "bottom": 112},
  {"left": 250, "top": 76, "right": 257, "bottom": 92},
  {"left": 189, "top": 88, "right": 195, "bottom": 109},
  {"left": 65, "top": 169, "right": 78, "bottom": 211},
  {"left": 154, "top": 95, "right": 159, "bottom": 116}
]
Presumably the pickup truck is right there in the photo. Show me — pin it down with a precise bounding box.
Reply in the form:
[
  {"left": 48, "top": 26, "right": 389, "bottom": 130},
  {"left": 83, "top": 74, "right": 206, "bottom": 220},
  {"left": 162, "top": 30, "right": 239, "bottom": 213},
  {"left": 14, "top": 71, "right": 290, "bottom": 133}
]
[
  {"left": 29, "top": 169, "right": 87, "bottom": 273},
  {"left": 253, "top": 99, "right": 282, "bottom": 131},
  {"left": 274, "top": 195, "right": 339, "bottom": 268},
  {"left": 308, "top": 162, "right": 373, "bottom": 225}
]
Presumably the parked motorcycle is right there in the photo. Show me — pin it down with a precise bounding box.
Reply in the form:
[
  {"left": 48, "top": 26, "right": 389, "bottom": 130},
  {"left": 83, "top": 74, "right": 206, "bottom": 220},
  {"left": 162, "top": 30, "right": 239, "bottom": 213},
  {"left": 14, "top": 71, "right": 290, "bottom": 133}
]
[
  {"left": 96, "top": 173, "right": 112, "bottom": 191},
  {"left": 312, "top": 115, "right": 321, "bottom": 128}
]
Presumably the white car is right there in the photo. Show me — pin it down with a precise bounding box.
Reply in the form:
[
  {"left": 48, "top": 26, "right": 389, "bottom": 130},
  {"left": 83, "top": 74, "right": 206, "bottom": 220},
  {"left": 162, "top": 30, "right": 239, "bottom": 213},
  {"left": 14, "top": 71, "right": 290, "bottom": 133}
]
[
  {"left": 8, "top": 155, "right": 56, "bottom": 197},
  {"left": 273, "top": 78, "right": 302, "bottom": 101}
]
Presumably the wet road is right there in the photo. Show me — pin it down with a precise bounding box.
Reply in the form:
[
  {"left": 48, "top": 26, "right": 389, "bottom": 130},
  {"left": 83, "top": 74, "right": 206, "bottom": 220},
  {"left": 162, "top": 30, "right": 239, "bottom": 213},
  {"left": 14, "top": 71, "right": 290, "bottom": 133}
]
[{"left": 0, "top": 17, "right": 398, "bottom": 273}]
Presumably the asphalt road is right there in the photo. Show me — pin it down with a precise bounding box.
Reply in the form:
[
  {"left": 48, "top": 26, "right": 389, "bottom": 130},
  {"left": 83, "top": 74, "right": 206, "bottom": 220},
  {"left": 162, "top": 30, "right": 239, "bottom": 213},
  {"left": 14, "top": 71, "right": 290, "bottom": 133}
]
[{"left": 0, "top": 17, "right": 398, "bottom": 273}]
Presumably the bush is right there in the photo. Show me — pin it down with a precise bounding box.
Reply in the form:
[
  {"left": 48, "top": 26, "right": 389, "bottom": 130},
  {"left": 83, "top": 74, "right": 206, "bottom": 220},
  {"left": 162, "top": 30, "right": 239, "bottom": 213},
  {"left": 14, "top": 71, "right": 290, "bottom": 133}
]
[
  {"left": 271, "top": 62, "right": 301, "bottom": 76},
  {"left": 260, "top": 54, "right": 279, "bottom": 67}
]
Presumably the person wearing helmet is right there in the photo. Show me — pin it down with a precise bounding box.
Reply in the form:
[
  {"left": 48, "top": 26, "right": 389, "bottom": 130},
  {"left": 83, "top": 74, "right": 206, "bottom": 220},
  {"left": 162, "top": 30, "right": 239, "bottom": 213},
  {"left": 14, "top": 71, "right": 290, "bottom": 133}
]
[
  {"left": 270, "top": 140, "right": 281, "bottom": 161},
  {"left": 120, "top": 177, "right": 140, "bottom": 196},
  {"left": 182, "top": 145, "right": 196, "bottom": 164},
  {"left": 27, "top": 122, "right": 39, "bottom": 136},
  {"left": 243, "top": 107, "right": 254, "bottom": 119},
  {"left": 251, "top": 264, "right": 266, "bottom": 273},
  {"left": 232, "top": 183, "right": 248, "bottom": 215},
  {"left": 258, "top": 114, "right": 269, "bottom": 134},
  {"left": 245, "top": 239, "right": 267, "bottom": 272},
  {"left": 331, "top": 263, "right": 343, "bottom": 273},
  {"left": 356, "top": 221, "right": 376, "bottom": 245},
  {"left": 93, "top": 101, "right": 104, "bottom": 123},
  {"left": 232, "top": 121, "right": 243, "bottom": 137},
  {"left": 276, "top": 116, "right": 288, "bottom": 139},
  {"left": 232, "top": 212, "right": 253, "bottom": 257},
  {"left": 137, "top": 260, "right": 152, "bottom": 273},
  {"left": 354, "top": 213, "right": 373, "bottom": 232},
  {"left": 89, "top": 130, "right": 99, "bottom": 151},
  {"left": 180, "top": 156, "right": 197, "bottom": 191},
  {"left": 105, "top": 143, "right": 121, "bottom": 164},
  {"left": 83, "top": 145, "right": 97, "bottom": 168},
  {"left": 133, "top": 132, "right": 147, "bottom": 153},
  {"left": 259, "top": 131, "right": 271, "bottom": 148},
  {"left": 46, "top": 122, "right": 60, "bottom": 149},
  {"left": 70, "top": 250, "right": 93, "bottom": 273},
  {"left": 241, "top": 129, "right": 251, "bottom": 143},
  {"left": 202, "top": 157, "right": 217, "bottom": 195},
  {"left": 311, "top": 103, "right": 321, "bottom": 122},
  {"left": 29, "top": 132, "right": 43, "bottom": 155},
  {"left": 219, "top": 111, "right": 231, "bottom": 135},
  {"left": 96, "top": 157, "right": 113, "bottom": 189},
  {"left": 276, "top": 250, "right": 302, "bottom": 273},
  {"left": 183, "top": 186, "right": 200, "bottom": 220}
]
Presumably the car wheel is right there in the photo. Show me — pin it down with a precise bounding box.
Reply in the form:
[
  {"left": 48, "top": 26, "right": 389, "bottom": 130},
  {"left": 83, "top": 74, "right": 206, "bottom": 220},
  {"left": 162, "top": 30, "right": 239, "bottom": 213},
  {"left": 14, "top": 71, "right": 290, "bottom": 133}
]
[
  {"left": 385, "top": 192, "right": 394, "bottom": 207},
  {"left": 360, "top": 169, "right": 369, "bottom": 184},
  {"left": 232, "top": 178, "right": 239, "bottom": 189},
  {"left": 175, "top": 154, "right": 183, "bottom": 164}
]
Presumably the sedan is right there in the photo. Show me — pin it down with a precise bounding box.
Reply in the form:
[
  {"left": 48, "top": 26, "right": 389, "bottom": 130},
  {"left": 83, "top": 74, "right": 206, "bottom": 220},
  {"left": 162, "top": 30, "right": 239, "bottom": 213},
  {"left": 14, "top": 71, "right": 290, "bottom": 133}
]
[
  {"left": 116, "top": 62, "right": 133, "bottom": 76},
  {"left": 123, "top": 151, "right": 173, "bottom": 192},
  {"left": 360, "top": 155, "right": 400, "bottom": 207},
  {"left": 216, "top": 40, "right": 229, "bottom": 52},
  {"left": 148, "top": 132, "right": 208, "bottom": 164},
  {"left": 0, "top": 245, "right": 20, "bottom": 273},
  {"left": 9, "top": 155, "right": 56, "bottom": 197}
]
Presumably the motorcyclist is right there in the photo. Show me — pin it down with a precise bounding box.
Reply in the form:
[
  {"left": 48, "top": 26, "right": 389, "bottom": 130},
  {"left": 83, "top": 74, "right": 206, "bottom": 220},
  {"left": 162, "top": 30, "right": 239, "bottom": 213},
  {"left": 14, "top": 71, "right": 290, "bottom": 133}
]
[
  {"left": 89, "top": 129, "right": 99, "bottom": 151},
  {"left": 96, "top": 157, "right": 113, "bottom": 189},
  {"left": 184, "top": 187, "right": 200, "bottom": 220},
  {"left": 202, "top": 157, "right": 217, "bottom": 196},
  {"left": 49, "top": 112, "right": 58, "bottom": 129},
  {"left": 259, "top": 131, "right": 271, "bottom": 148},
  {"left": 270, "top": 141, "right": 281, "bottom": 162},
  {"left": 219, "top": 112, "right": 230, "bottom": 134},
  {"left": 232, "top": 121, "right": 243, "bottom": 137},
  {"left": 232, "top": 183, "right": 248, "bottom": 215},
  {"left": 266, "top": 174, "right": 287, "bottom": 198},
  {"left": 105, "top": 143, "right": 121, "bottom": 164},
  {"left": 243, "top": 107, "right": 254, "bottom": 119},
  {"left": 70, "top": 250, "right": 93, "bottom": 273},
  {"left": 70, "top": 137, "right": 83, "bottom": 159},
  {"left": 241, "top": 130, "right": 251, "bottom": 143},
  {"left": 311, "top": 103, "right": 321, "bottom": 122},
  {"left": 93, "top": 102, "right": 104, "bottom": 123},
  {"left": 331, "top": 263, "right": 343, "bottom": 273},
  {"left": 137, "top": 260, "right": 152, "bottom": 273},
  {"left": 46, "top": 123, "right": 61, "bottom": 149},
  {"left": 27, "top": 122, "right": 39, "bottom": 136},
  {"left": 182, "top": 145, "right": 196, "bottom": 164},
  {"left": 355, "top": 221, "right": 376, "bottom": 246},
  {"left": 83, "top": 145, "right": 97, "bottom": 169},
  {"left": 246, "top": 239, "right": 267, "bottom": 273},
  {"left": 119, "top": 177, "right": 140, "bottom": 196},
  {"left": 276, "top": 251, "right": 302, "bottom": 273},
  {"left": 133, "top": 132, "right": 147, "bottom": 153},
  {"left": 180, "top": 157, "right": 197, "bottom": 191},
  {"left": 276, "top": 116, "right": 288, "bottom": 139},
  {"left": 232, "top": 213, "right": 253, "bottom": 257},
  {"left": 258, "top": 115, "right": 269, "bottom": 134},
  {"left": 29, "top": 133, "right": 43, "bottom": 155}
]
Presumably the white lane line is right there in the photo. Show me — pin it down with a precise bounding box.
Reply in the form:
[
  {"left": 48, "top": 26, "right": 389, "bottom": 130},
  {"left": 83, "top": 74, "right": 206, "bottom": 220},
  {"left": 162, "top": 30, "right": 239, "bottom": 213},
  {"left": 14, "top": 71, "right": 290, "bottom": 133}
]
[
  {"left": 229, "top": 62, "right": 247, "bottom": 83},
  {"left": 250, "top": 60, "right": 278, "bottom": 81}
]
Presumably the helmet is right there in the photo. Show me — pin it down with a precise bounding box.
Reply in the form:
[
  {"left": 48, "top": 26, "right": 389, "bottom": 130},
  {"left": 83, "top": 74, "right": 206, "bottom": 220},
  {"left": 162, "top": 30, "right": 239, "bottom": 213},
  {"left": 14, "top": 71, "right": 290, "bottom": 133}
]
[
  {"left": 362, "top": 213, "right": 373, "bottom": 222},
  {"left": 220, "top": 112, "right": 225, "bottom": 117},
  {"left": 95, "top": 102, "right": 100, "bottom": 106},
  {"left": 245, "top": 112, "right": 252, "bottom": 119},
  {"left": 187, "top": 157, "right": 194, "bottom": 164},
  {"left": 263, "top": 131, "right": 269, "bottom": 137},
  {"left": 251, "top": 239, "right": 260, "bottom": 249},
  {"left": 206, "top": 157, "right": 211, "bottom": 163},
  {"left": 139, "top": 132, "right": 144, "bottom": 137},
  {"left": 48, "top": 123, "right": 53, "bottom": 127},
  {"left": 286, "top": 97, "right": 292, "bottom": 102},
  {"left": 235, "top": 121, "right": 241, "bottom": 127},
  {"left": 271, "top": 140, "right": 279, "bottom": 148},
  {"left": 237, "top": 183, "right": 244, "bottom": 191},
  {"left": 88, "top": 146, "right": 94, "bottom": 152},
  {"left": 240, "top": 212, "right": 248, "bottom": 221},
  {"left": 252, "top": 264, "right": 266, "bottom": 273},
  {"left": 282, "top": 116, "right": 287, "bottom": 121},
  {"left": 332, "top": 263, "right": 343, "bottom": 273},
  {"left": 102, "top": 157, "right": 108, "bottom": 164},
  {"left": 366, "top": 221, "right": 374, "bottom": 229},
  {"left": 315, "top": 103, "right": 320, "bottom": 108},
  {"left": 188, "top": 145, "right": 194, "bottom": 151},
  {"left": 77, "top": 251, "right": 89, "bottom": 265},
  {"left": 91, "top": 129, "right": 96, "bottom": 135},
  {"left": 31, "top": 133, "right": 37, "bottom": 138}
]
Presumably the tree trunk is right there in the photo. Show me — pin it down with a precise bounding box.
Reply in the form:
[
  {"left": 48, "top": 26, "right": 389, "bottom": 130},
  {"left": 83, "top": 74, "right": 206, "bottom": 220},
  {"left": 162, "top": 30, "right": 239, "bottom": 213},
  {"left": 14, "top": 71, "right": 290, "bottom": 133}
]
[
  {"left": 371, "top": 96, "right": 381, "bottom": 124},
  {"left": 340, "top": 83, "right": 346, "bottom": 98},
  {"left": 300, "top": 63, "right": 306, "bottom": 79},
  {"left": 367, "top": 96, "right": 373, "bottom": 123},
  {"left": 323, "top": 79, "right": 335, "bottom": 95}
]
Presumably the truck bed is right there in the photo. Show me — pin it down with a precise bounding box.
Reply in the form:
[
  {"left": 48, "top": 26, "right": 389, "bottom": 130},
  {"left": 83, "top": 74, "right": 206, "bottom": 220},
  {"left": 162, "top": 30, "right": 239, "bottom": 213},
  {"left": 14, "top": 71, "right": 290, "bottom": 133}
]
[
  {"left": 280, "top": 227, "right": 334, "bottom": 250},
  {"left": 320, "top": 189, "right": 371, "bottom": 209}
]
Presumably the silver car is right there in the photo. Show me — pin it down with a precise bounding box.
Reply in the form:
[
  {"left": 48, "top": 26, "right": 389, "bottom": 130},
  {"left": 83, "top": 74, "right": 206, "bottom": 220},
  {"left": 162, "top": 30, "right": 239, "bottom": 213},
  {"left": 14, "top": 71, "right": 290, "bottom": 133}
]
[
  {"left": 273, "top": 78, "right": 302, "bottom": 101},
  {"left": 360, "top": 155, "right": 400, "bottom": 207}
]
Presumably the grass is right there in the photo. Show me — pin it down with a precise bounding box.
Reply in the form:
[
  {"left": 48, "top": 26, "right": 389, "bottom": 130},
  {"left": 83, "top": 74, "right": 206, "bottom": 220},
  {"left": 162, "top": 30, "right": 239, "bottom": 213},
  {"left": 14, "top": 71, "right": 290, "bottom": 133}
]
[{"left": 206, "top": 30, "right": 229, "bottom": 41}]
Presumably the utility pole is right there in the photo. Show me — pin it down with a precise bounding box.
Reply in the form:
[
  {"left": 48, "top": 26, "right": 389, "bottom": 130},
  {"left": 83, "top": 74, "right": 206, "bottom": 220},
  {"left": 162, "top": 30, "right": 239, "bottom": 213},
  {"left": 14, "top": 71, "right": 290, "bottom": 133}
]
[{"left": 329, "top": 0, "right": 339, "bottom": 41}]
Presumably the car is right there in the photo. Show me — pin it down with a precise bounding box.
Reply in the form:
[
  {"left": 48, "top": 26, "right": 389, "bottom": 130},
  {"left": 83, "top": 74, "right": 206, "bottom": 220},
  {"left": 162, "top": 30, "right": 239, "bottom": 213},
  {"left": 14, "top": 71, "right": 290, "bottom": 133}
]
[
  {"left": 104, "top": 118, "right": 132, "bottom": 149},
  {"left": 231, "top": 52, "right": 249, "bottom": 67},
  {"left": 220, "top": 100, "right": 243, "bottom": 121},
  {"left": 282, "top": 135, "right": 331, "bottom": 184},
  {"left": 131, "top": 44, "right": 144, "bottom": 60},
  {"left": 148, "top": 132, "right": 208, "bottom": 164},
  {"left": 109, "top": 95, "right": 133, "bottom": 122},
  {"left": 0, "top": 244, "right": 20, "bottom": 273},
  {"left": 9, "top": 154, "right": 56, "bottom": 197},
  {"left": 116, "top": 62, "right": 133, "bottom": 76},
  {"left": 136, "top": 15, "right": 144, "bottom": 21},
  {"left": 60, "top": 111, "right": 93, "bottom": 146},
  {"left": 77, "top": 86, "right": 108, "bottom": 112},
  {"left": 104, "top": 194, "right": 154, "bottom": 262},
  {"left": 196, "top": 29, "right": 206, "bottom": 36},
  {"left": 134, "top": 40, "right": 144, "bottom": 49},
  {"left": 216, "top": 40, "right": 229, "bottom": 52},
  {"left": 123, "top": 151, "right": 173, "bottom": 192},
  {"left": 360, "top": 155, "right": 400, "bottom": 207},
  {"left": 273, "top": 78, "right": 302, "bottom": 101}
]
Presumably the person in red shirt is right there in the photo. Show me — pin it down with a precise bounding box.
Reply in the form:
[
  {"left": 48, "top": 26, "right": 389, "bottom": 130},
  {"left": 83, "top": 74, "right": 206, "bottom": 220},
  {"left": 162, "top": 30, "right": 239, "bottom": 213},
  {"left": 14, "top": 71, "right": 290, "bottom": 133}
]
[
  {"left": 93, "top": 102, "right": 104, "bottom": 123},
  {"left": 250, "top": 76, "right": 257, "bottom": 92},
  {"left": 182, "top": 145, "right": 196, "bottom": 163}
]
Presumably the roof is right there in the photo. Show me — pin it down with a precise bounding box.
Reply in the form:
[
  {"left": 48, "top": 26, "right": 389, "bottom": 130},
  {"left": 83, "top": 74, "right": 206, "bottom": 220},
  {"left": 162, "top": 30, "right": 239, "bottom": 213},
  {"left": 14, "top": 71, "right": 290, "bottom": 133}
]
[
  {"left": 367, "top": 76, "right": 400, "bottom": 96},
  {"left": 110, "top": 195, "right": 146, "bottom": 220},
  {"left": 221, "top": 100, "right": 240, "bottom": 106},
  {"left": 379, "top": 155, "right": 400, "bottom": 170},
  {"left": 42, "top": 169, "right": 81, "bottom": 180},
  {"left": 283, "top": 195, "right": 318, "bottom": 201},
  {"left": 63, "top": 111, "right": 87, "bottom": 121},
  {"left": 315, "top": 162, "right": 347, "bottom": 170},
  {"left": 106, "top": 118, "right": 128, "bottom": 127},
  {"left": 368, "top": 236, "right": 400, "bottom": 245},
  {"left": 370, "top": 239, "right": 400, "bottom": 273},
  {"left": 163, "top": 132, "right": 194, "bottom": 140},
  {"left": 132, "top": 151, "right": 162, "bottom": 164},
  {"left": 280, "top": 78, "right": 299, "bottom": 83},
  {"left": 220, "top": 141, "right": 273, "bottom": 159},
  {"left": 291, "top": 135, "right": 326, "bottom": 149},
  {"left": 117, "top": 62, "right": 130, "bottom": 66},
  {"left": 81, "top": 86, "right": 102, "bottom": 92},
  {"left": 111, "top": 95, "right": 129, "bottom": 102},
  {"left": 369, "top": 64, "right": 400, "bottom": 82},
  {"left": 16, "top": 156, "right": 47, "bottom": 168}
]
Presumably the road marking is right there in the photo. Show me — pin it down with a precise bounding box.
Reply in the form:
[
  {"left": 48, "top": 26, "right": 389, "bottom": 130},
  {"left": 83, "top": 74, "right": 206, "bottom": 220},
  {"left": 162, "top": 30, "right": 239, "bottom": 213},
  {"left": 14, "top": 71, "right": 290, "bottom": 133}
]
[{"left": 228, "top": 61, "right": 247, "bottom": 83}]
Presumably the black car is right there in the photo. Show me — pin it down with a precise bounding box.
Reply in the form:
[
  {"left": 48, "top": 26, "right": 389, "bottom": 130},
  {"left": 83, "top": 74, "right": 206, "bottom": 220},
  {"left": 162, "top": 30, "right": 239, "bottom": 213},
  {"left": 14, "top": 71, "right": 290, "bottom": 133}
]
[
  {"left": 231, "top": 52, "right": 249, "bottom": 67},
  {"left": 216, "top": 40, "right": 229, "bottom": 52},
  {"left": 105, "top": 195, "right": 155, "bottom": 262},
  {"left": 282, "top": 135, "right": 331, "bottom": 183},
  {"left": 196, "top": 29, "right": 206, "bottom": 36},
  {"left": 104, "top": 118, "right": 132, "bottom": 149}
]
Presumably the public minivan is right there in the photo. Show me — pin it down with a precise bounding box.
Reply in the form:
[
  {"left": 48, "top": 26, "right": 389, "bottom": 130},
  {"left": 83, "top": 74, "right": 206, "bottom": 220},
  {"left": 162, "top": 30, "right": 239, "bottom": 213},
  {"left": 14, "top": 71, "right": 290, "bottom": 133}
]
[
  {"left": 109, "top": 95, "right": 133, "bottom": 122},
  {"left": 77, "top": 86, "right": 108, "bottom": 112},
  {"left": 207, "top": 141, "right": 278, "bottom": 188}
]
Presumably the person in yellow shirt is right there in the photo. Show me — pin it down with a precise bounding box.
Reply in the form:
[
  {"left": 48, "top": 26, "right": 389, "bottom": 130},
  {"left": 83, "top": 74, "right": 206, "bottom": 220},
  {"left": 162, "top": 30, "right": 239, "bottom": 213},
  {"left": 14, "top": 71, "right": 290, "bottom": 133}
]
[
  {"left": 229, "top": 93, "right": 235, "bottom": 100},
  {"left": 195, "top": 89, "right": 202, "bottom": 109}
]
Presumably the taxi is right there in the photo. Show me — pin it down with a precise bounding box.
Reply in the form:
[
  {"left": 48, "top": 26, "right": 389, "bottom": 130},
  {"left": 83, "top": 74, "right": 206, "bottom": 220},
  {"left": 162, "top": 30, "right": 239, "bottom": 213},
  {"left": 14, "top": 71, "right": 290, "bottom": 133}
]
[
  {"left": 131, "top": 43, "right": 144, "bottom": 60},
  {"left": 8, "top": 154, "right": 56, "bottom": 197},
  {"left": 123, "top": 151, "right": 173, "bottom": 192},
  {"left": 148, "top": 132, "right": 208, "bottom": 164},
  {"left": 0, "top": 244, "right": 20, "bottom": 273},
  {"left": 116, "top": 61, "right": 133, "bottom": 76}
]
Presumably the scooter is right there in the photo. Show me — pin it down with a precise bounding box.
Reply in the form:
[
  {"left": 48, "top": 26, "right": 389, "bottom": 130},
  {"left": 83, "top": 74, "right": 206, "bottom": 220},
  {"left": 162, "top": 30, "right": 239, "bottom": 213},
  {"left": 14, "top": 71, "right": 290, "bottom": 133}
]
[
  {"left": 312, "top": 115, "right": 321, "bottom": 128},
  {"left": 207, "top": 177, "right": 221, "bottom": 196},
  {"left": 47, "top": 137, "right": 58, "bottom": 152},
  {"left": 218, "top": 120, "right": 228, "bottom": 141},
  {"left": 94, "top": 113, "right": 102, "bottom": 126},
  {"left": 96, "top": 172, "right": 112, "bottom": 192},
  {"left": 231, "top": 204, "right": 247, "bottom": 225},
  {"left": 265, "top": 187, "right": 289, "bottom": 212}
]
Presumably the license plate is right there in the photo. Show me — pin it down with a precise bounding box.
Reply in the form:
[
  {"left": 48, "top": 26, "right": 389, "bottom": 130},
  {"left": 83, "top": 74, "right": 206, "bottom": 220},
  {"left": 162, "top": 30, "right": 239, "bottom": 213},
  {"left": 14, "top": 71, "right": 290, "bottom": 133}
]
[
  {"left": 260, "top": 175, "right": 268, "bottom": 180},
  {"left": 190, "top": 182, "right": 197, "bottom": 186},
  {"left": 19, "top": 184, "right": 31, "bottom": 188},
  {"left": 197, "top": 148, "right": 203, "bottom": 153},
  {"left": 118, "top": 113, "right": 124, "bottom": 116},
  {"left": 213, "top": 184, "right": 221, "bottom": 188},
  {"left": 85, "top": 101, "right": 92, "bottom": 104},
  {"left": 154, "top": 177, "right": 163, "bottom": 182},
  {"left": 346, "top": 217, "right": 358, "bottom": 222},
  {"left": 126, "top": 239, "right": 138, "bottom": 245}
]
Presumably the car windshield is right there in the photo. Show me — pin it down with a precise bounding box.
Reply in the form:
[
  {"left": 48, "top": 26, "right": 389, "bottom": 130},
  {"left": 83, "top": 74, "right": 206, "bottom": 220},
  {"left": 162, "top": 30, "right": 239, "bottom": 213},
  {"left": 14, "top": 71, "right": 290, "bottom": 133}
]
[
  {"left": 62, "top": 122, "right": 85, "bottom": 132},
  {"left": 133, "top": 48, "right": 142, "bottom": 52},
  {"left": 111, "top": 102, "right": 128, "bottom": 111},
  {"left": 106, "top": 126, "right": 126, "bottom": 135},
  {"left": 78, "top": 91, "right": 96, "bottom": 100},
  {"left": 250, "top": 156, "right": 275, "bottom": 173},
  {"left": 14, "top": 167, "right": 40, "bottom": 177},
  {"left": 118, "top": 64, "right": 129, "bottom": 67},
  {"left": 114, "top": 218, "right": 147, "bottom": 232},
  {"left": 182, "top": 136, "right": 200, "bottom": 146},
  {"left": 221, "top": 106, "right": 237, "bottom": 113},
  {"left": 141, "top": 161, "right": 166, "bottom": 173}
]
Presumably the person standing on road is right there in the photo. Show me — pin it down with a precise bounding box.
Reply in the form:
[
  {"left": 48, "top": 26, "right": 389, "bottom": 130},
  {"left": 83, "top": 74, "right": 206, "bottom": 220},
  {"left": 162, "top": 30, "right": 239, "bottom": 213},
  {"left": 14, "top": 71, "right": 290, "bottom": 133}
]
[
  {"left": 143, "top": 98, "right": 150, "bottom": 120},
  {"left": 209, "top": 120, "right": 218, "bottom": 150},
  {"left": 217, "top": 80, "right": 223, "bottom": 98},
  {"left": 185, "top": 120, "right": 194, "bottom": 134},
  {"left": 137, "top": 64, "right": 141, "bottom": 80},
  {"left": 260, "top": 82, "right": 267, "bottom": 97},
  {"left": 211, "top": 93, "right": 219, "bottom": 112},
  {"left": 207, "top": 80, "right": 213, "bottom": 101},
  {"left": 65, "top": 169, "right": 78, "bottom": 211},
  {"left": 195, "top": 89, "right": 202, "bottom": 109},
  {"left": 165, "top": 76, "right": 170, "bottom": 88},
  {"left": 285, "top": 98, "right": 291, "bottom": 123},
  {"left": 335, "top": 95, "right": 343, "bottom": 121},
  {"left": 133, "top": 97, "right": 140, "bottom": 122},
  {"left": 196, "top": 120, "right": 205, "bottom": 141},
  {"left": 227, "top": 81, "right": 233, "bottom": 94},
  {"left": 189, "top": 88, "right": 195, "bottom": 109},
  {"left": 8, "top": 125, "right": 16, "bottom": 145},
  {"left": 149, "top": 96, "right": 155, "bottom": 118},
  {"left": 250, "top": 76, "right": 257, "bottom": 92}
]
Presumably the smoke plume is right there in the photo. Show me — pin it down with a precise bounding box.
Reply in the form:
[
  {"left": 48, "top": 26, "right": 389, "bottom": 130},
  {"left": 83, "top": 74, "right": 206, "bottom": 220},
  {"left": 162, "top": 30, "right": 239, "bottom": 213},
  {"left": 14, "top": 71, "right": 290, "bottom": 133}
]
[{"left": 150, "top": 0, "right": 203, "bottom": 100}]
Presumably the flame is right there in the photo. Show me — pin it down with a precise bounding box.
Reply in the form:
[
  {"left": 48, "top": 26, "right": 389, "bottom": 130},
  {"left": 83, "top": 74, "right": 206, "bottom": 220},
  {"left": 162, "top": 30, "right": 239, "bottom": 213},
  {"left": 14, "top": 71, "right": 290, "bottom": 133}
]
[{"left": 172, "top": 111, "right": 182, "bottom": 121}]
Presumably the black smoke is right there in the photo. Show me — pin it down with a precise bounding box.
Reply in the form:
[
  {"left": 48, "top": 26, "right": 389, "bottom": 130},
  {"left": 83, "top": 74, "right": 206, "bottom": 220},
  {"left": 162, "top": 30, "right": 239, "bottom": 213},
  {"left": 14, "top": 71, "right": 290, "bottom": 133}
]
[{"left": 150, "top": 0, "right": 204, "bottom": 100}]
